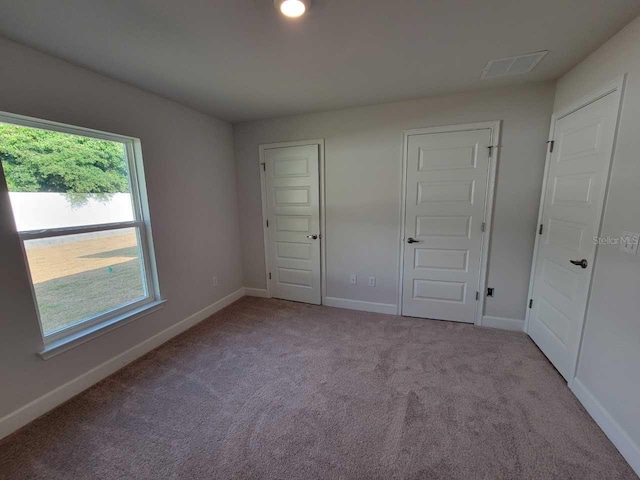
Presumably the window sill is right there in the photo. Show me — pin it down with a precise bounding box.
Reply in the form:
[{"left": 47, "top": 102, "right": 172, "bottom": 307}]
[{"left": 38, "top": 299, "right": 167, "bottom": 360}]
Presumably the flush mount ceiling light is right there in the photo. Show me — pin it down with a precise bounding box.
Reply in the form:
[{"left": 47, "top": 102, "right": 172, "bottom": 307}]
[{"left": 275, "top": 0, "right": 311, "bottom": 18}]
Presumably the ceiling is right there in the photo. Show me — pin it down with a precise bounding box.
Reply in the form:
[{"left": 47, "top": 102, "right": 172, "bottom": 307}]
[{"left": 0, "top": 0, "right": 639, "bottom": 122}]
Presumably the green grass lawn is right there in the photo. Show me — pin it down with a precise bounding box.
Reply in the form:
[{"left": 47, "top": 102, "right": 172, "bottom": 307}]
[{"left": 35, "top": 258, "right": 145, "bottom": 334}]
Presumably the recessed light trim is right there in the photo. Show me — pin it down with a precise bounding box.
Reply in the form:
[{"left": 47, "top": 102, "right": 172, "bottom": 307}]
[{"left": 274, "top": 0, "right": 311, "bottom": 18}]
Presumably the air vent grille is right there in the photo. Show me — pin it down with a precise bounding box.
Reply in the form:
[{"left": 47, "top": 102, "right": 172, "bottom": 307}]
[{"left": 481, "top": 51, "right": 548, "bottom": 79}]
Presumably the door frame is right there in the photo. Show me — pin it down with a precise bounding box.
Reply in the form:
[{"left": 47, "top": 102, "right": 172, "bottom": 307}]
[
  {"left": 524, "top": 75, "right": 626, "bottom": 384},
  {"left": 258, "top": 139, "right": 326, "bottom": 302},
  {"left": 397, "top": 121, "right": 501, "bottom": 325}
]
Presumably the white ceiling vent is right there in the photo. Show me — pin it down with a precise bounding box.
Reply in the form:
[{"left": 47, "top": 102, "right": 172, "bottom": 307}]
[{"left": 480, "top": 51, "right": 548, "bottom": 79}]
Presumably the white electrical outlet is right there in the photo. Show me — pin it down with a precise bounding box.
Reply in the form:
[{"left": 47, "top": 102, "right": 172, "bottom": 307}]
[
  {"left": 621, "top": 232, "right": 639, "bottom": 255},
  {"left": 212, "top": 276, "right": 218, "bottom": 287},
  {"left": 368, "top": 276, "right": 376, "bottom": 287},
  {"left": 350, "top": 274, "right": 357, "bottom": 285}
]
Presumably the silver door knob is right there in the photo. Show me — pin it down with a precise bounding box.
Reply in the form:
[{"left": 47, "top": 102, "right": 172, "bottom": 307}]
[
  {"left": 307, "top": 234, "right": 318, "bottom": 240},
  {"left": 570, "top": 258, "right": 588, "bottom": 269},
  {"left": 407, "top": 237, "right": 420, "bottom": 244}
]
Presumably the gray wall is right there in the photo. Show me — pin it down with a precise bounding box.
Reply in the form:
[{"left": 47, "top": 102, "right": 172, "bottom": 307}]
[
  {"left": 234, "top": 83, "right": 555, "bottom": 321},
  {"left": 554, "top": 16, "right": 640, "bottom": 452},
  {"left": 0, "top": 38, "right": 243, "bottom": 418}
]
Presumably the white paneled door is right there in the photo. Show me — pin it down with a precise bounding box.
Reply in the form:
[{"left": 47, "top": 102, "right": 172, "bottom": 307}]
[
  {"left": 402, "top": 127, "right": 494, "bottom": 323},
  {"left": 263, "top": 144, "right": 321, "bottom": 305},
  {"left": 528, "top": 90, "right": 620, "bottom": 381}
]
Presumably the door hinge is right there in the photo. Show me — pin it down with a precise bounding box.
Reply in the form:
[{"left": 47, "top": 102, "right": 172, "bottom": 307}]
[
  {"left": 261, "top": 162, "right": 266, "bottom": 171},
  {"left": 488, "top": 146, "right": 493, "bottom": 157},
  {"left": 539, "top": 224, "right": 543, "bottom": 235},
  {"left": 269, "top": 272, "right": 272, "bottom": 280},
  {"left": 547, "top": 140, "right": 555, "bottom": 153},
  {"left": 266, "top": 219, "right": 269, "bottom": 228},
  {"left": 481, "top": 222, "right": 486, "bottom": 233},
  {"left": 529, "top": 299, "right": 533, "bottom": 309},
  {"left": 476, "top": 291, "right": 480, "bottom": 301}
]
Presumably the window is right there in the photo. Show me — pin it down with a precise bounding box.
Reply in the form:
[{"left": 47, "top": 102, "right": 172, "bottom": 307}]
[{"left": 0, "top": 112, "right": 161, "bottom": 349}]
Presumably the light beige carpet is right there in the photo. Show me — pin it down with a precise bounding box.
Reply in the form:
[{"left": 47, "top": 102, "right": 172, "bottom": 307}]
[{"left": 0, "top": 297, "right": 636, "bottom": 479}]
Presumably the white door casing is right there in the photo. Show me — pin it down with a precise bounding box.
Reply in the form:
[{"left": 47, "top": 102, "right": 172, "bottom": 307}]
[
  {"left": 527, "top": 79, "right": 624, "bottom": 382},
  {"left": 400, "top": 123, "right": 499, "bottom": 323},
  {"left": 261, "top": 143, "right": 322, "bottom": 305}
]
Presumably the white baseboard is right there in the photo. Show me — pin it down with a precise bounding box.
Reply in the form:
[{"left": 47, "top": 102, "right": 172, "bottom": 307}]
[
  {"left": 0, "top": 287, "right": 245, "bottom": 441},
  {"left": 244, "top": 287, "right": 270, "bottom": 298},
  {"left": 482, "top": 315, "right": 525, "bottom": 332},
  {"left": 571, "top": 378, "right": 640, "bottom": 476},
  {"left": 323, "top": 296, "right": 397, "bottom": 315},
  {"left": 5, "top": 291, "right": 637, "bottom": 478}
]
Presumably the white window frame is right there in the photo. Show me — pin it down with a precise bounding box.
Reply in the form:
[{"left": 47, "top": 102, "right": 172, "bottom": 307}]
[{"left": 0, "top": 111, "right": 162, "bottom": 356}]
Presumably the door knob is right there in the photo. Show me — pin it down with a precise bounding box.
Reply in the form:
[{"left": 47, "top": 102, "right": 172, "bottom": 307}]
[
  {"left": 307, "top": 234, "right": 318, "bottom": 240},
  {"left": 570, "top": 258, "right": 588, "bottom": 269},
  {"left": 407, "top": 237, "right": 420, "bottom": 244}
]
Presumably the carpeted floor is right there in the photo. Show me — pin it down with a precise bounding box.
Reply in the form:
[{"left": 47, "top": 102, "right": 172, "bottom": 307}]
[{"left": 0, "top": 297, "right": 636, "bottom": 479}]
